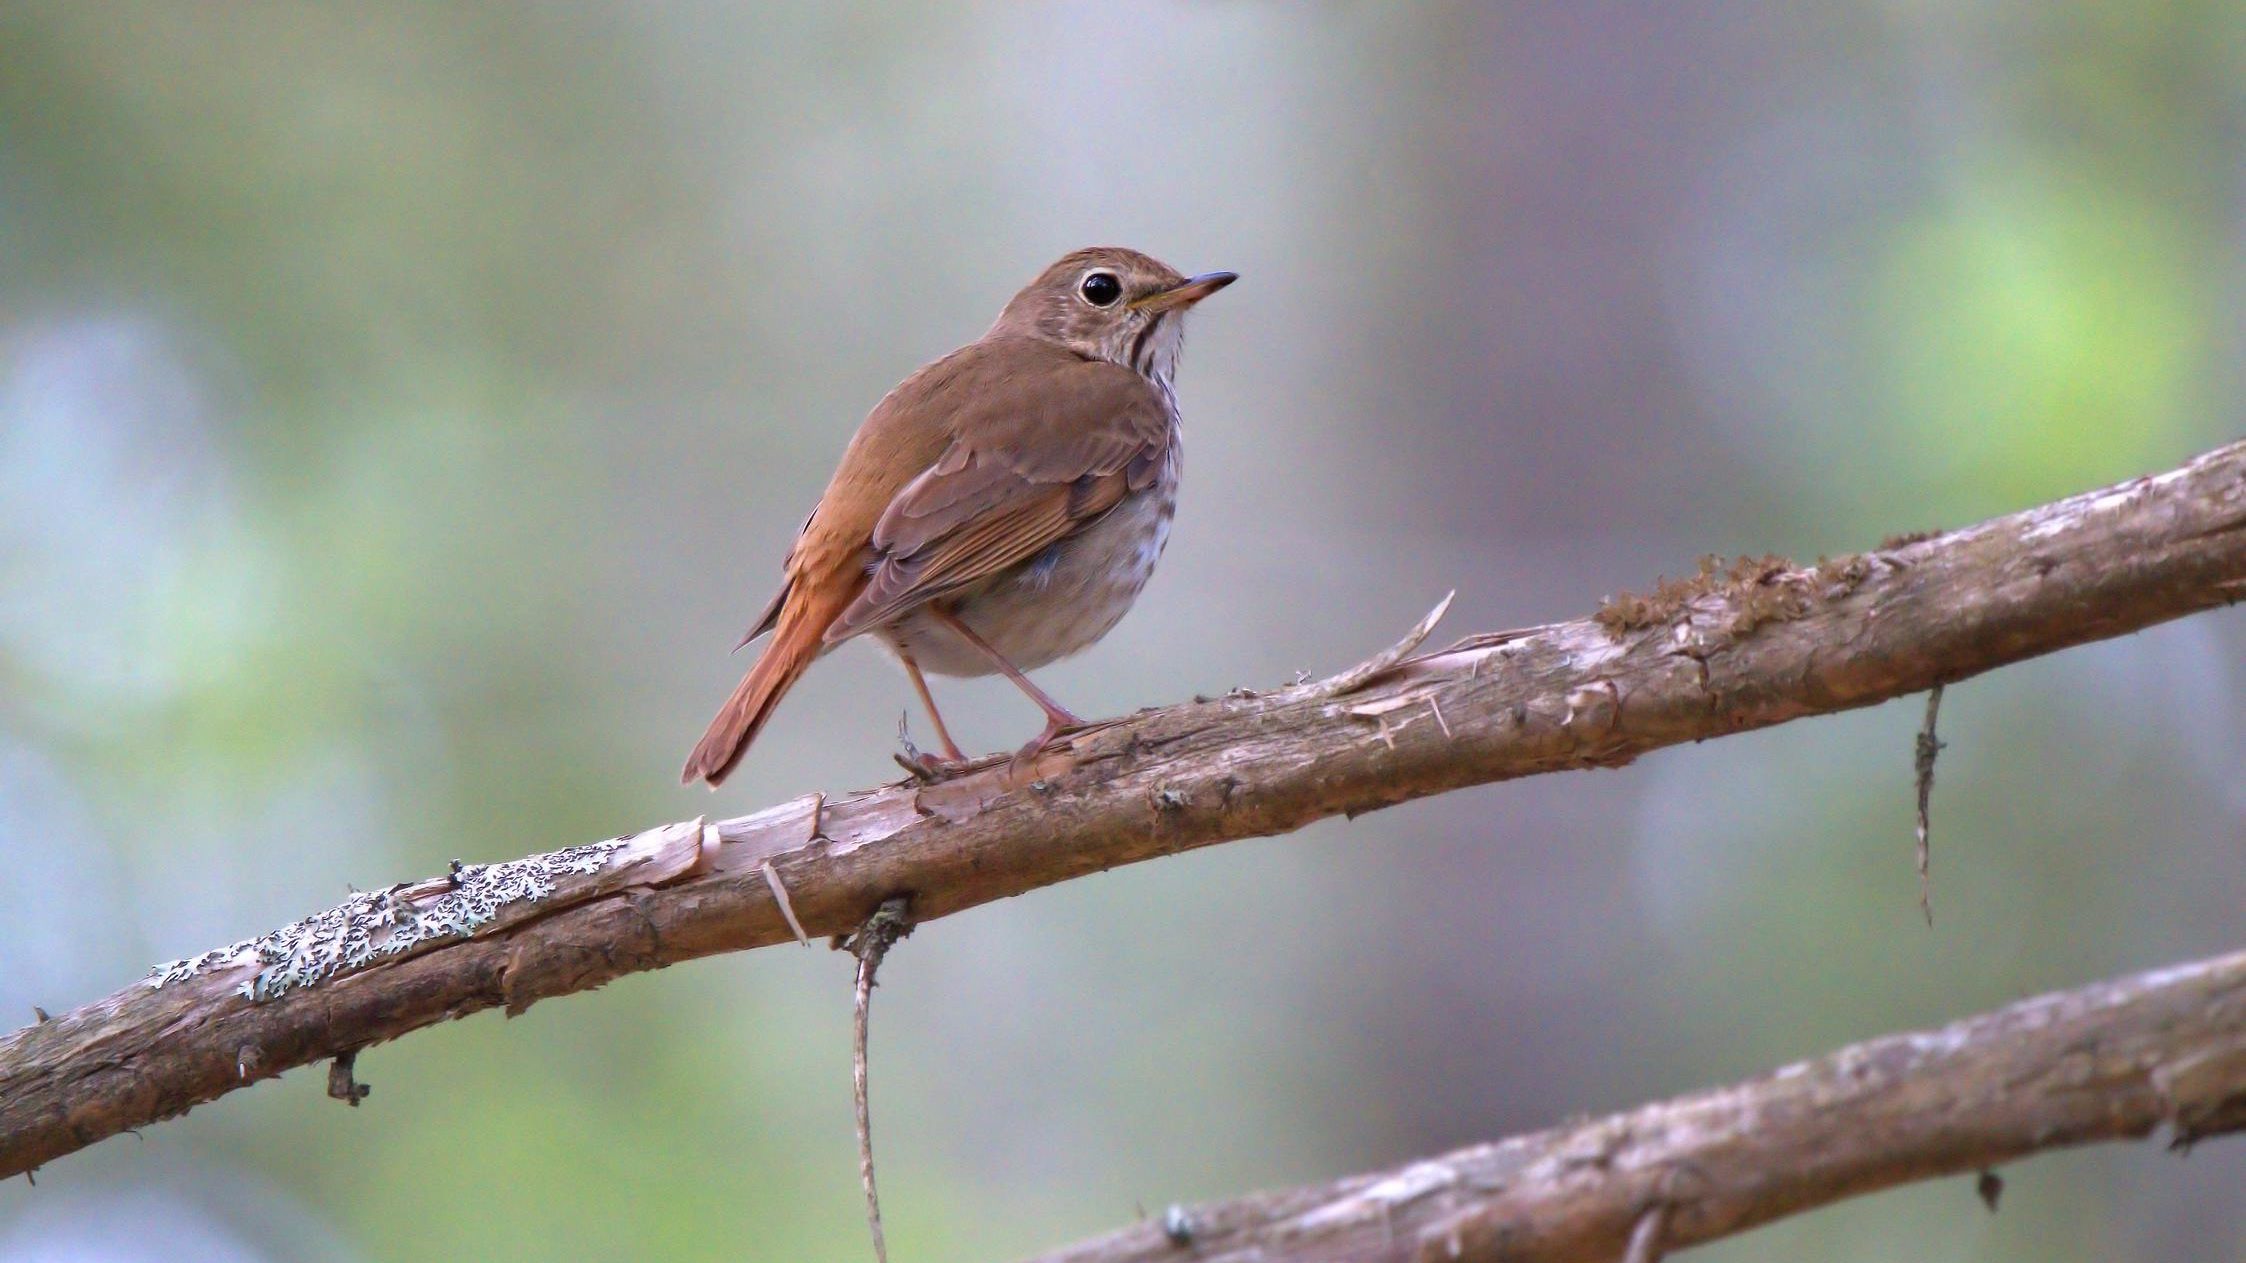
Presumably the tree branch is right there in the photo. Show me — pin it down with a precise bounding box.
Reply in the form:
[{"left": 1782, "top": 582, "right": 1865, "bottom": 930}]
[
  {"left": 1026, "top": 943, "right": 2246, "bottom": 1263},
  {"left": 3, "top": 440, "right": 2242, "bottom": 1183}
]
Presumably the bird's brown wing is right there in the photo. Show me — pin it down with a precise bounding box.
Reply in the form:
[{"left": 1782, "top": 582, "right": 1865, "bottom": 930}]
[{"left": 824, "top": 344, "right": 1171, "bottom": 643}]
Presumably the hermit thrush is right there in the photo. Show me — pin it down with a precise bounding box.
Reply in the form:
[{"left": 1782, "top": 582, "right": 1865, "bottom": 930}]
[{"left": 682, "top": 247, "right": 1236, "bottom": 786}]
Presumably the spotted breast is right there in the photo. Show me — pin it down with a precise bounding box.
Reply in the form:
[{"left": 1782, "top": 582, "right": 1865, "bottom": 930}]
[{"left": 877, "top": 424, "right": 1180, "bottom": 677}]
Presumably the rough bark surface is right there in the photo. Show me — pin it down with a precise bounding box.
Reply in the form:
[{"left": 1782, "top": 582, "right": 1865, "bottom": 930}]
[
  {"left": 1026, "top": 947, "right": 2246, "bottom": 1263},
  {"left": 2, "top": 440, "right": 2243, "bottom": 1191}
]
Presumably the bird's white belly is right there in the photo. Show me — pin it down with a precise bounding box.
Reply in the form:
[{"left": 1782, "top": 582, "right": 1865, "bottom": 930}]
[{"left": 876, "top": 482, "right": 1176, "bottom": 678}]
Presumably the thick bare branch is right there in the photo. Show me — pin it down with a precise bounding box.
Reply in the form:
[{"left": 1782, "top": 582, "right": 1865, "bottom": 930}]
[
  {"left": 2, "top": 440, "right": 2243, "bottom": 1181},
  {"left": 1027, "top": 944, "right": 2246, "bottom": 1263}
]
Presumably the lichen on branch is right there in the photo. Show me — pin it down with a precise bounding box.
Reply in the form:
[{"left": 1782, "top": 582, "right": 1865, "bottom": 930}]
[{"left": 147, "top": 841, "right": 630, "bottom": 1001}]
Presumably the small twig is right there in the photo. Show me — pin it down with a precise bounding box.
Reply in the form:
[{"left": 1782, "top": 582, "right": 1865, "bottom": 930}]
[
  {"left": 761, "top": 862, "right": 811, "bottom": 948},
  {"left": 840, "top": 897, "right": 915, "bottom": 1263},
  {"left": 1914, "top": 685, "right": 1947, "bottom": 926},
  {"left": 326, "top": 1049, "right": 370, "bottom": 1107},
  {"left": 1623, "top": 1203, "right": 1670, "bottom": 1263}
]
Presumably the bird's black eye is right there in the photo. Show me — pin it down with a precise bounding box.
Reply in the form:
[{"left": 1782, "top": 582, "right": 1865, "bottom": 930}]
[{"left": 1080, "top": 271, "right": 1122, "bottom": 307}]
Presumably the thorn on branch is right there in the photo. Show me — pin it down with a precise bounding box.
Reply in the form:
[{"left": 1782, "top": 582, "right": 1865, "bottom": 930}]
[
  {"left": 327, "top": 1049, "right": 370, "bottom": 1107},
  {"left": 32, "top": 1006, "right": 49, "bottom": 1023},
  {"left": 1427, "top": 695, "right": 1453, "bottom": 739},
  {"left": 761, "top": 861, "right": 811, "bottom": 947},
  {"left": 1623, "top": 1203, "right": 1670, "bottom": 1263},
  {"left": 1976, "top": 1169, "right": 2003, "bottom": 1212},
  {"left": 1915, "top": 685, "right": 1947, "bottom": 926},
  {"left": 838, "top": 896, "right": 915, "bottom": 1263}
]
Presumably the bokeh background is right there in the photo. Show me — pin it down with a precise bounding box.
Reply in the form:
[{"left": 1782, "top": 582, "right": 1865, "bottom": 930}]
[{"left": 4, "top": 4, "right": 2244, "bottom": 1260}]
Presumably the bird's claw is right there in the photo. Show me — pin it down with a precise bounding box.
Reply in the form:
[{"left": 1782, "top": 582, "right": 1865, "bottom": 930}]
[
  {"left": 895, "top": 717, "right": 972, "bottom": 783},
  {"left": 894, "top": 750, "right": 975, "bottom": 783},
  {"left": 1005, "top": 716, "right": 1084, "bottom": 778}
]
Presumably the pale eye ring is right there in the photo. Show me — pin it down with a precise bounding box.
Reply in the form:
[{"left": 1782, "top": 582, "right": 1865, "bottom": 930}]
[{"left": 1079, "top": 270, "right": 1122, "bottom": 307}]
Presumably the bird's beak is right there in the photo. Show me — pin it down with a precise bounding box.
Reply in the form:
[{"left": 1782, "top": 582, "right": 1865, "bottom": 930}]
[{"left": 1131, "top": 271, "right": 1238, "bottom": 313}]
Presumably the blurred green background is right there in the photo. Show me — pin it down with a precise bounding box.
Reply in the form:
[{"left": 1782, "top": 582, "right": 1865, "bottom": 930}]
[{"left": 3, "top": 4, "right": 2244, "bottom": 1260}]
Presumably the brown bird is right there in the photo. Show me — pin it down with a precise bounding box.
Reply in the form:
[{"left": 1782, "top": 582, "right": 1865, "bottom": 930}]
[{"left": 682, "top": 246, "right": 1236, "bottom": 786}]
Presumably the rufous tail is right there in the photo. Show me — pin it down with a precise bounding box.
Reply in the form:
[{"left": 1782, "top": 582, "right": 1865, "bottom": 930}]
[{"left": 682, "top": 599, "right": 836, "bottom": 787}]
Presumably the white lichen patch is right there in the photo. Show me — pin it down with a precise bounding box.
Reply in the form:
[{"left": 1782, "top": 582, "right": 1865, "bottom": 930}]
[{"left": 146, "top": 840, "right": 627, "bottom": 1002}]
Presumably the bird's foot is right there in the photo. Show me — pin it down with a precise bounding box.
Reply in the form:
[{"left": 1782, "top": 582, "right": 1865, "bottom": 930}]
[
  {"left": 893, "top": 715, "right": 1087, "bottom": 784},
  {"left": 1006, "top": 714, "right": 1085, "bottom": 778}
]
